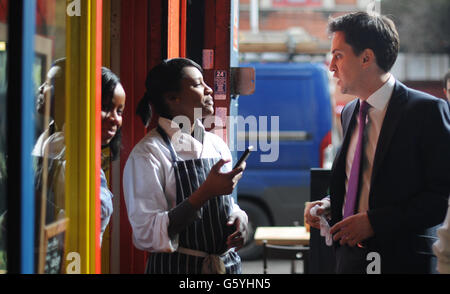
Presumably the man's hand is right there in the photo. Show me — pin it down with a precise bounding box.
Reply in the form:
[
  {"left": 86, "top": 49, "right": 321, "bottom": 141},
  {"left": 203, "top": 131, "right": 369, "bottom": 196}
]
[
  {"left": 330, "top": 212, "right": 374, "bottom": 247},
  {"left": 304, "top": 199, "right": 330, "bottom": 230}
]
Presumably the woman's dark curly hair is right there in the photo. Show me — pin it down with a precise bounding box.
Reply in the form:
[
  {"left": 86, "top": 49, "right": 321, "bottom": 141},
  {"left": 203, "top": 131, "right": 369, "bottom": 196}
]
[{"left": 101, "top": 67, "right": 122, "bottom": 161}]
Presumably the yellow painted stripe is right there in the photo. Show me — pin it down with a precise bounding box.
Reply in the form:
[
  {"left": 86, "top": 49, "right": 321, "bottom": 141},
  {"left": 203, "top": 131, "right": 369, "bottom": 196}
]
[
  {"left": 65, "top": 2, "right": 82, "bottom": 272},
  {"left": 65, "top": 0, "right": 101, "bottom": 274}
]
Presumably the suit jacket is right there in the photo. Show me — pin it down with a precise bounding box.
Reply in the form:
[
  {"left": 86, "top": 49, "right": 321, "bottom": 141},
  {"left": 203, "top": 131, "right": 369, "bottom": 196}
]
[{"left": 329, "top": 80, "right": 450, "bottom": 273}]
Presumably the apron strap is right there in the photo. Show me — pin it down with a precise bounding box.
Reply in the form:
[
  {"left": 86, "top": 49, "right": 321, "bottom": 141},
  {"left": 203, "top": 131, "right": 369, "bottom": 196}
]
[{"left": 157, "top": 125, "right": 178, "bottom": 163}]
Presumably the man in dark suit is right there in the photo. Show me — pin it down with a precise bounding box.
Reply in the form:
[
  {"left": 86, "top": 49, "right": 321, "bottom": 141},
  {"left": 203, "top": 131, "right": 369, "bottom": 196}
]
[
  {"left": 443, "top": 70, "right": 450, "bottom": 102},
  {"left": 305, "top": 12, "right": 450, "bottom": 274}
]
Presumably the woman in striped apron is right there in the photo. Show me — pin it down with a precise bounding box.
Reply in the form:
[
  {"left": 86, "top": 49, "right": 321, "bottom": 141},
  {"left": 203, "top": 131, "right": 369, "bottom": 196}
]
[{"left": 123, "top": 58, "right": 248, "bottom": 274}]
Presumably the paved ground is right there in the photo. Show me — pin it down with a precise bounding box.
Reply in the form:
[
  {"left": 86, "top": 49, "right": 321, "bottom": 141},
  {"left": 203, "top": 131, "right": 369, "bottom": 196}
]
[{"left": 241, "top": 259, "right": 305, "bottom": 274}]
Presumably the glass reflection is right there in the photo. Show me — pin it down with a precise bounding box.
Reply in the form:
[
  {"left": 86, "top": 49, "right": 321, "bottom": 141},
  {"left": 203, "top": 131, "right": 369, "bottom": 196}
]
[{"left": 32, "top": 0, "right": 66, "bottom": 274}]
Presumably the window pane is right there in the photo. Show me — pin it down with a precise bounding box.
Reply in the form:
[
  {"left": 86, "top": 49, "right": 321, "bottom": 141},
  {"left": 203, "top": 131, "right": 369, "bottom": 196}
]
[{"left": 33, "top": 0, "right": 66, "bottom": 274}]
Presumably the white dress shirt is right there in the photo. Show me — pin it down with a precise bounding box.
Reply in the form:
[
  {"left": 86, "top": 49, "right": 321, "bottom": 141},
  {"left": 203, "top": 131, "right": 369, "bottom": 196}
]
[
  {"left": 344, "top": 74, "right": 395, "bottom": 213},
  {"left": 123, "top": 117, "right": 244, "bottom": 253}
]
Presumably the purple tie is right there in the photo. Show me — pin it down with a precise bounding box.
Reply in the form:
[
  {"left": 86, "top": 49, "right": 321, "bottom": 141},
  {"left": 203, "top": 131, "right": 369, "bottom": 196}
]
[{"left": 343, "top": 100, "right": 370, "bottom": 219}]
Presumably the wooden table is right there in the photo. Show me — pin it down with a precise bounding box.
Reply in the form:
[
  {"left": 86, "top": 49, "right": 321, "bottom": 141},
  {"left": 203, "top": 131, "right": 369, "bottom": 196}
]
[
  {"left": 254, "top": 226, "right": 310, "bottom": 246},
  {"left": 254, "top": 226, "right": 310, "bottom": 274}
]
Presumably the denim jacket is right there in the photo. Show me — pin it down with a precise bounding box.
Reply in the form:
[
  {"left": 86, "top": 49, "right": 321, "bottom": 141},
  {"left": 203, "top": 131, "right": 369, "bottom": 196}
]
[{"left": 100, "top": 168, "right": 114, "bottom": 244}]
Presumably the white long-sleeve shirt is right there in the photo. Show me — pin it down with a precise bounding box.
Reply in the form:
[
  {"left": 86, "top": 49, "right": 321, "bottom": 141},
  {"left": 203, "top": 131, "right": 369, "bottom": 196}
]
[
  {"left": 433, "top": 197, "right": 450, "bottom": 274},
  {"left": 123, "top": 117, "right": 245, "bottom": 253}
]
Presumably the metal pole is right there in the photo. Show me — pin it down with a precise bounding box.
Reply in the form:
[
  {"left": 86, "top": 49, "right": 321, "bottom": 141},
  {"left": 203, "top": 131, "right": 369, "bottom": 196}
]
[{"left": 250, "top": 0, "right": 259, "bottom": 34}]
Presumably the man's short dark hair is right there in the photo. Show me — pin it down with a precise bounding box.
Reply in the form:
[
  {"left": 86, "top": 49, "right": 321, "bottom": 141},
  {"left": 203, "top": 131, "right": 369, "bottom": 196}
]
[
  {"left": 444, "top": 70, "right": 450, "bottom": 90},
  {"left": 328, "top": 12, "right": 400, "bottom": 72}
]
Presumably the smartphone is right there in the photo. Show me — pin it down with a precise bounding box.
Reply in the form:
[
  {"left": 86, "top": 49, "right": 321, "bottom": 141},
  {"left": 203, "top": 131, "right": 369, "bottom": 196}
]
[{"left": 233, "top": 145, "right": 254, "bottom": 169}]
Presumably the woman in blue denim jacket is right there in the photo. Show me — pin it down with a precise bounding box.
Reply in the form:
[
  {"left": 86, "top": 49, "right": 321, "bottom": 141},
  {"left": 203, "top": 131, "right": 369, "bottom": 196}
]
[{"left": 100, "top": 67, "right": 126, "bottom": 244}]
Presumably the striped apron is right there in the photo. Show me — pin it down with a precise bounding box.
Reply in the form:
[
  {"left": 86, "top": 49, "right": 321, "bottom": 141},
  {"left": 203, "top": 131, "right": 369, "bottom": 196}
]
[{"left": 145, "top": 126, "right": 241, "bottom": 274}]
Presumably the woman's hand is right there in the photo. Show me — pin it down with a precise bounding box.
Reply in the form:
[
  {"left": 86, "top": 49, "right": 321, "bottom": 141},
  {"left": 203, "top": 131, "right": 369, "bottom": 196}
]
[
  {"left": 204, "top": 159, "right": 244, "bottom": 196},
  {"left": 226, "top": 211, "right": 249, "bottom": 251},
  {"left": 189, "top": 159, "right": 246, "bottom": 209}
]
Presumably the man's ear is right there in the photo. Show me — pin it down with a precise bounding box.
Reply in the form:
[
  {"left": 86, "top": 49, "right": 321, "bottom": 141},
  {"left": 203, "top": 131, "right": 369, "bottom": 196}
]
[{"left": 361, "top": 48, "right": 375, "bottom": 67}]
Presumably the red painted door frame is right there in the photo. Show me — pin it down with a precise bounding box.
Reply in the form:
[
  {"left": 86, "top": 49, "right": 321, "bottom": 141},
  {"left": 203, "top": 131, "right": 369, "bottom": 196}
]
[
  {"left": 119, "top": 0, "right": 152, "bottom": 274},
  {"left": 203, "top": 0, "right": 232, "bottom": 143},
  {"left": 118, "top": 0, "right": 187, "bottom": 273},
  {"left": 118, "top": 0, "right": 232, "bottom": 274}
]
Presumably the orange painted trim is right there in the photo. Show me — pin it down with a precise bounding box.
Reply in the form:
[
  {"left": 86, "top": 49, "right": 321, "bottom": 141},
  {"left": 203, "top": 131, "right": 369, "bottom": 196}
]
[
  {"left": 95, "top": 0, "right": 103, "bottom": 274},
  {"left": 167, "top": 0, "right": 180, "bottom": 58}
]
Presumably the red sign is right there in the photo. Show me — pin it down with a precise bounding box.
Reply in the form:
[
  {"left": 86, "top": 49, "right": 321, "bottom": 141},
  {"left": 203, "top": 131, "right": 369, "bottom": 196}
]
[
  {"left": 0, "top": 0, "right": 8, "bottom": 23},
  {"left": 272, "top": 0, "right": 322, "bottom": 7}
]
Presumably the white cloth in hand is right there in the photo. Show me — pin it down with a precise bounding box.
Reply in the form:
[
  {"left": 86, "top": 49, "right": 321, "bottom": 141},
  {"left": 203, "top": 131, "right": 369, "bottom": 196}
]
[{"left": 310, "top": 204, "right": 333, "bottom": 246}]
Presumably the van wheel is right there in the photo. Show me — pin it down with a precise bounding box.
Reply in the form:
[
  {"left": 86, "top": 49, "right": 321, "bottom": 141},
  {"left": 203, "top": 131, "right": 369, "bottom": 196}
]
[{"left": 236, "top": 199, "right": 271, "bottom": 260}]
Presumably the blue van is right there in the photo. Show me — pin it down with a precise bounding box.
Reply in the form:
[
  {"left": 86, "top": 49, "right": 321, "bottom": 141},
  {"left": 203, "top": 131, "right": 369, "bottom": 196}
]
[{"left": 235, "top": 62, "right": 333, "bottom": 259}]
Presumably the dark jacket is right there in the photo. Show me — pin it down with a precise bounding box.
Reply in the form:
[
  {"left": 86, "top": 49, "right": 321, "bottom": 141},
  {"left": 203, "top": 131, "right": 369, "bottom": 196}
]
[{"left": 330, "top": 81, "right": 450, "bottom": 273}]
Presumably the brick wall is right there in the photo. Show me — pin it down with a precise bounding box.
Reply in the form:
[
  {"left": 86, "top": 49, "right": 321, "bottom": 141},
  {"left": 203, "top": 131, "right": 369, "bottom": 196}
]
[{"left": 241, "top": 10, "right": 331, "bottom": 41}]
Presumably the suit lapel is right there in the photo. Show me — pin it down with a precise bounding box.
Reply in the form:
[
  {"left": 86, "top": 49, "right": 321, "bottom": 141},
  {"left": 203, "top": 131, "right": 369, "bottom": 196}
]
[
  {"left": 331, "top": 82, "right": 408, "bottom": 220},
  {"left": 330, "top": 99, "right": 358, "bottom": 215},
  {"left": 337, "top": 99, "right": 358, "bottom": 158},
  {"left": 370, "top": 81, "right": 408, "bottom": 188}
]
